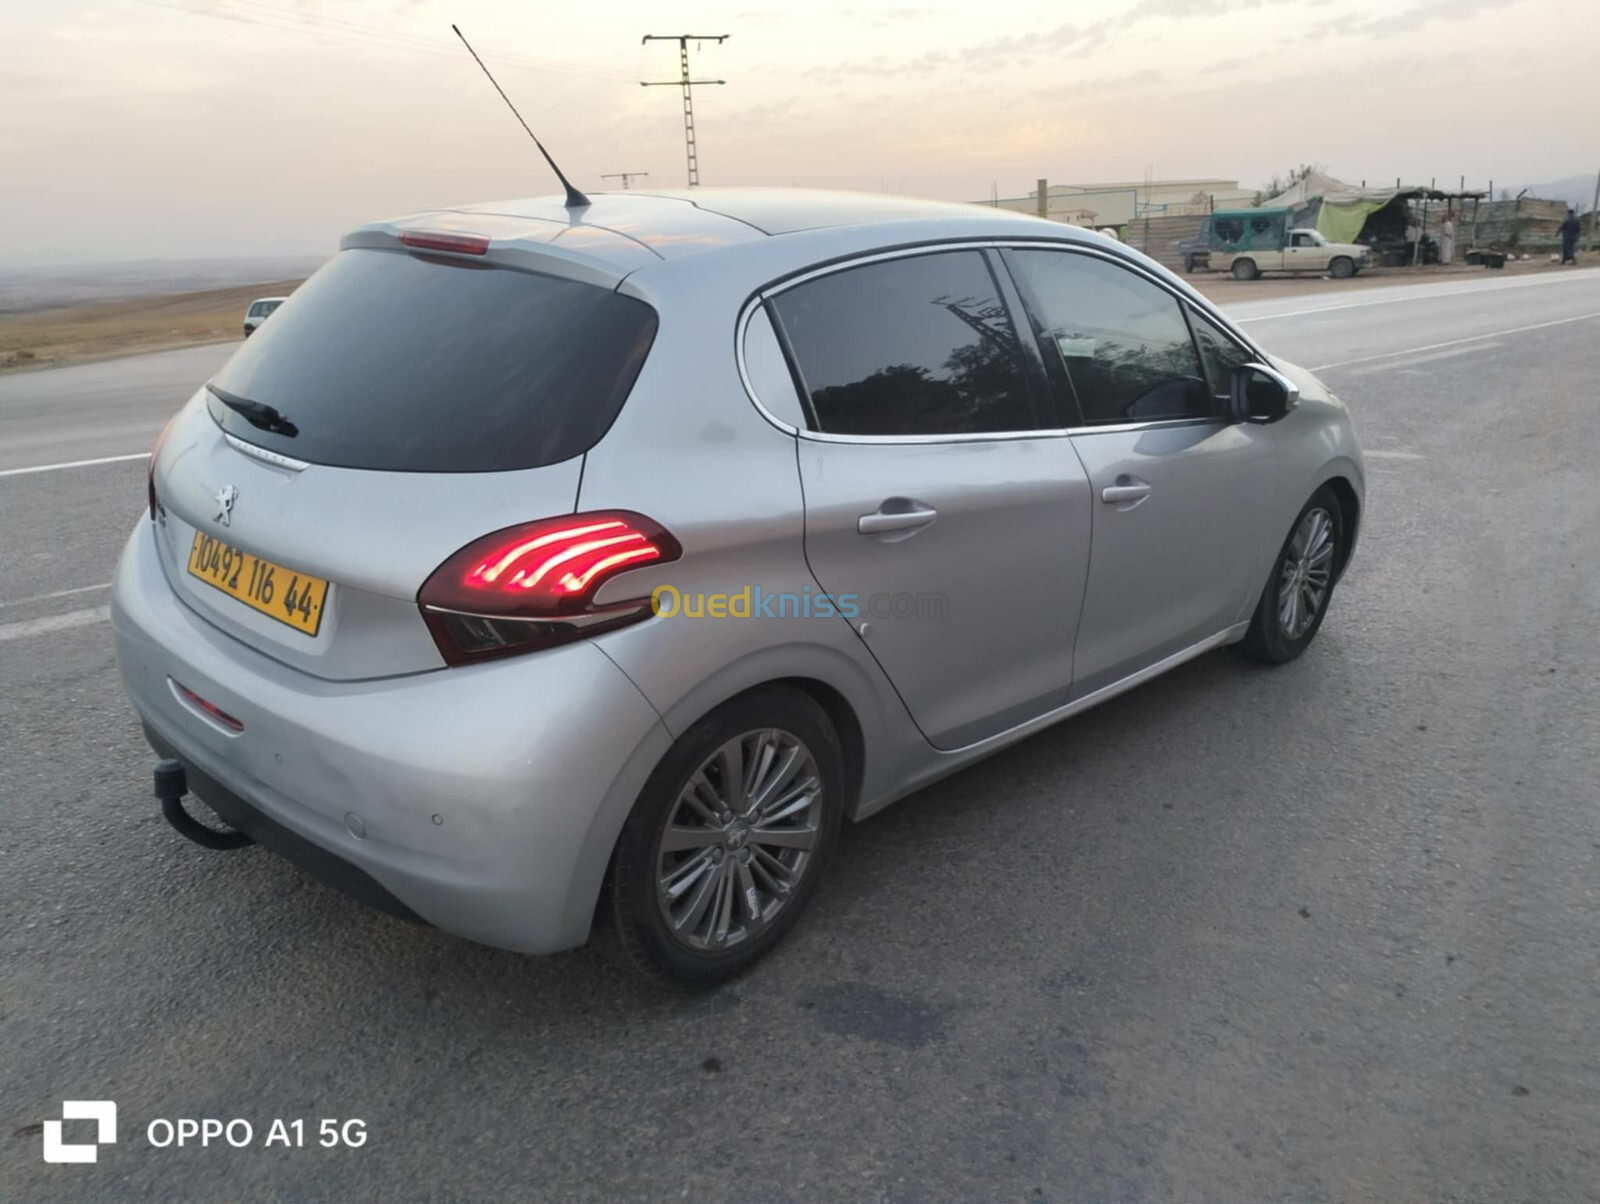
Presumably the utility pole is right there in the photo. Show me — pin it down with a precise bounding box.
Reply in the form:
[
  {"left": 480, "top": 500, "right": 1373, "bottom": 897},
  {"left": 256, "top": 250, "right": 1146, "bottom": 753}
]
[
  {"left": 1590, "top": 166, "right": 1600, "bottom": 250},
  {"left": 641, "top": 34, "right": 727, "bottom": 187},
  {"left": 602, "top": 172, "right": 650, "bottom": 190}
]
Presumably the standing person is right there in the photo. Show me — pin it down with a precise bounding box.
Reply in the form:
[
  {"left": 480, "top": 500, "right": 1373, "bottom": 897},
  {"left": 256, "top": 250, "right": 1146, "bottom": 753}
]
[
  {"left": 1439, "top": 212, "right": 1455, "bottom": 265},
  {"left": 1559, "top": 208, "right": 1581, "bottom": 265}
]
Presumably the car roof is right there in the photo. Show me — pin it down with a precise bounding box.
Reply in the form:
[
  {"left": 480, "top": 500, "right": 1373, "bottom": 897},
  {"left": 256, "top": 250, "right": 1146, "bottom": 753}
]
[
  {"left": 345, "top": 188, "right": 1059, "bottom": 283},
  {"left": 251, "top": 296, "right": 289, "bottom": 304}
]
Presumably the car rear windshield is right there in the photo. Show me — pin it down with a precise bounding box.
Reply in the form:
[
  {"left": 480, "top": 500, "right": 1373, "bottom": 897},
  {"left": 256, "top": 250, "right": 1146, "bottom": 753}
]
[{"left": 207, "top": 249, "right": 658, "bottom": 472}]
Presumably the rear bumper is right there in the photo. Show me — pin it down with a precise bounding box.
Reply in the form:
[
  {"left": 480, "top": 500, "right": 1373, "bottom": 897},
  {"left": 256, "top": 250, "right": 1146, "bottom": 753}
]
[
  {"left": 112, "top": 520, "right": 674, "bottom": 954},
  {"left": 144, "top": 723, "right": 426, "bottom": 923}
]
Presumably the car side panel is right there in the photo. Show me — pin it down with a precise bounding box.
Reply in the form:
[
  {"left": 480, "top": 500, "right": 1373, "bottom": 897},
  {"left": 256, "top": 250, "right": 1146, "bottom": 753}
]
[{"left": 580, "top": 268, "right": 935, "bottom": 818}]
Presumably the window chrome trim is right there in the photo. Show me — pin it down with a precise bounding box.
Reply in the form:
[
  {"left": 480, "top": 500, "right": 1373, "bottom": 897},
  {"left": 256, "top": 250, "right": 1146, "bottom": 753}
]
[
  {"left": 737, "top": 237, "right": 1266, "bottom": 446},
  {"left": 734, "top": 302, "right": 805, "bottom": 436}
]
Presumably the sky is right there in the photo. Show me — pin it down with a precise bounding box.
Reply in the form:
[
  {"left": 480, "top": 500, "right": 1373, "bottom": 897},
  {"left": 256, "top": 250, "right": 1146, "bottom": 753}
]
[{"left": 1, "top": 0, "right": 1596, "bottom": 265}]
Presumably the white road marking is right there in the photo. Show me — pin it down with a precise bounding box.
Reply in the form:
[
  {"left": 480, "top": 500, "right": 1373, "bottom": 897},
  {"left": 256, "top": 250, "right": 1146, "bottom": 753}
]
[
  {"left": 1232, "top": 268, "right": 1600, "bottom": 322},
  {"left": 1340, "top": 342, "right": 1501, "bottom": 375},
  {"left": 1362, "top": 450, "right": 1425, "bottom": 460},
  {"left": 0, "top": 582, "right": 113, "bottom": 609},
  {"left": 0, "top": 605, "right": 112, "bottom": 642},
  {"left": 1308, "top": 312, "right": 1600, "bottom": 371},
  {"left": 0, "top": 452, "right": 151, "bottom": 479}
]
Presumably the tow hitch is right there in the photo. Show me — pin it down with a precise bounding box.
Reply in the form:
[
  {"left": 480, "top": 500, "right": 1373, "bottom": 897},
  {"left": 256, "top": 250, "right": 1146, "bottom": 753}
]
[{"left": 154, "top": 758, "right": 254, "bottom": 850}]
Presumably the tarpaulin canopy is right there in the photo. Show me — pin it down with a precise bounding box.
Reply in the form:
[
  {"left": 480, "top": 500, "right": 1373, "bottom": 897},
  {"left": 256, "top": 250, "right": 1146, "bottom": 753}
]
[
  {"left": 1265, "top": 170, "right": 1403, "bottom": 244},
  {"left": 1210, "top": 207, "right": 1291, "bottom": 252}
]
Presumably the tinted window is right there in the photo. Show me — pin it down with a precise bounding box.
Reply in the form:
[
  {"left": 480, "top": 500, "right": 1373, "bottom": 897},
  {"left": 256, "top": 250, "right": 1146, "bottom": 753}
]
[
  {"left": 247, "top": 302, "right": 268, "bottom": 317},
  {"left": 208, "top": 250, "right": 657, "bottom": 472},
  {"left": 1189, "top": 309, "right": 1257, "bottom": 399},
  {"left": 769, "top": 251, "right": 1039, "bottom": 436},
  {"left": 1007, "top": 250, "right": 1211, "bottom": 425}
]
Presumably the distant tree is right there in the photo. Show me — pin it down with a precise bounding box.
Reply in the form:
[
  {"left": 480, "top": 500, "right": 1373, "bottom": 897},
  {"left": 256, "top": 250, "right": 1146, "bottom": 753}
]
[{"left": 1255, "top": 163, "right": 1324, "bottom": 206}]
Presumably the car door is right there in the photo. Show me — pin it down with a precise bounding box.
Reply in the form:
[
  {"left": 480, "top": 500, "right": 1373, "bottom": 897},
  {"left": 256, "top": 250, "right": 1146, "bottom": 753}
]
[
  {"left": 1285, "top": 230, "right": 1317, "bottom": 272},
  {"left": 766, "top": 248, "right": 1094, "bottom": 750},
  {"left": 1001, "top": 246, "right": 1280, "bottom": 698}
]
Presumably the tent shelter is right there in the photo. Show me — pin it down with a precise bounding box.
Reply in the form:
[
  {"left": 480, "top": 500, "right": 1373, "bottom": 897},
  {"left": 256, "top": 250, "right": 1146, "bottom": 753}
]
[
  {"left": 1264, "top": 171, "right": 1403, "bottom": 244},
  {"left": 1265, "top": 170, "right": 1488, "bottom": 263}
]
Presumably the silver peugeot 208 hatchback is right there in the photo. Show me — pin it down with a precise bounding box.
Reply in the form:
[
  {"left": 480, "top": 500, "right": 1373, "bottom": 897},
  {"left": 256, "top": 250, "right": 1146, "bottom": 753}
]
[{"left": 113, "top": 188, "right": 1363, "bottom": 985}]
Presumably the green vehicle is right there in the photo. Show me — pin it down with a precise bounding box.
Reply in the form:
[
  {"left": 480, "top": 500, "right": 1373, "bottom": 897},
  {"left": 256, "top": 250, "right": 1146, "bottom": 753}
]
[{"left": 1209, "top": 207, "right": 1371, "bottom": 280}]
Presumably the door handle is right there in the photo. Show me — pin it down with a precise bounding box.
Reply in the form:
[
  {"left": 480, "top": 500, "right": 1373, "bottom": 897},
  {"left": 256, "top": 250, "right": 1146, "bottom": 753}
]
[
  {"left": 858, "top": 504, "right": 938, "bottom": 535},
  {"left": 1101, "top": 479, "right": 1152, "bottom": 504}
]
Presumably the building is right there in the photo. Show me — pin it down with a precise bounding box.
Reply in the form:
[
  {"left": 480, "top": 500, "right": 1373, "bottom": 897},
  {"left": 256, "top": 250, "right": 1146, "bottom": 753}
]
[{"left": 978, "top": 178, "right": 1257, "bottom": 230}]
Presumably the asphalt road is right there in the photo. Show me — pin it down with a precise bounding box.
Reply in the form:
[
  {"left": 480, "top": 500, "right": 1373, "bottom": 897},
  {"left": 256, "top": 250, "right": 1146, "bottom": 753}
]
[
  {"left": 4, "top": 269, "right": 1600, "bottom": 1202},
  {"left": 0, "top": 342, "right": 237, "bottom": 473}
]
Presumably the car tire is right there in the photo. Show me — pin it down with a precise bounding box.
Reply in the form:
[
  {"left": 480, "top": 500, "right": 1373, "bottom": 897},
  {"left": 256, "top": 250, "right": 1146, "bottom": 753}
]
[
  {"left": 1231, "top": 258, "right": 1259, "bottom": 281},
  {"left": 1329, "top": 256, "right": 1355, "bottom": 279},
  {"left": 1184, "top": 255, "right": 1197, "bottom": 274},
  {"left": 1237, "top": 486, "right": 1345, "bottom": 665},
  {"left": 603, "top": 685, "right": 844, "bottom": 988}
]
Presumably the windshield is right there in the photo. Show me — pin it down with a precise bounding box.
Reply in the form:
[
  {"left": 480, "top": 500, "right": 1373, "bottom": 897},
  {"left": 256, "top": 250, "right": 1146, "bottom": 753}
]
[{"left": 208, "top": 250, "right": 658, "bottom": 473}]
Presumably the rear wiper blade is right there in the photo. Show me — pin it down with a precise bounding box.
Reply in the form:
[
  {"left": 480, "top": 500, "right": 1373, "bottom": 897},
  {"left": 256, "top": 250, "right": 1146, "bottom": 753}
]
[{"left": 206, "top": 383, "right": 298, "bottom": 437}]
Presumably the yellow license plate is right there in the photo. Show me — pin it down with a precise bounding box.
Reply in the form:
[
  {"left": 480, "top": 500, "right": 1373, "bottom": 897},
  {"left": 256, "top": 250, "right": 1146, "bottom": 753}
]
[{"left": 187, "top": 531, "right": 329, "bottom": 636}]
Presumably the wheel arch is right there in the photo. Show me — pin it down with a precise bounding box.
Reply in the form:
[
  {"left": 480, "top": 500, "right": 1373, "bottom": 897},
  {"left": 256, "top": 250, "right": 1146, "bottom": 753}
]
[
  {"left": 1320, "top": 473, "right": 1362, "bottom": 579},
  {"left": 580, "top": 667, "right": 878, "bottom": 947}
]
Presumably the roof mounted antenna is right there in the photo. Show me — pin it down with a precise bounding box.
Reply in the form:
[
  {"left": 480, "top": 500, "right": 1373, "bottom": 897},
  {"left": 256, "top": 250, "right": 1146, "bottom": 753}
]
[{"left": 451, "top": 24, "right": 589, "bottom": 209}]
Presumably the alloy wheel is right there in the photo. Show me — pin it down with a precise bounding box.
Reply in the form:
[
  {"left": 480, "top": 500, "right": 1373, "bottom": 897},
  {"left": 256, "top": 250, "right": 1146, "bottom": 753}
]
[
  {"left": 655, "top": 728, "right": 824, "bottom": 951},
  {"left": 1277, "top": 506, "right": 1335, "bottom": 639}
]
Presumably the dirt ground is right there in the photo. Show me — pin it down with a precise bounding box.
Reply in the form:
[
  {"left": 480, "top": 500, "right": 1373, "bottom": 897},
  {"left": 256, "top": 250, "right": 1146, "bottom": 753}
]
[
  {"left": 1, "top": 251, "right": 1592, "bottom": 374},
  {"left": 0, "top": 281, "right": 303, "bottom": 373}
]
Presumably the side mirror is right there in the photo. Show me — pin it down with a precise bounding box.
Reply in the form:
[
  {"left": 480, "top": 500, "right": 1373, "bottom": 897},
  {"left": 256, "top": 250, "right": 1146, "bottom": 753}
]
[{"left": 1230, "top": 362, "right": 1300, "bottom": 424}]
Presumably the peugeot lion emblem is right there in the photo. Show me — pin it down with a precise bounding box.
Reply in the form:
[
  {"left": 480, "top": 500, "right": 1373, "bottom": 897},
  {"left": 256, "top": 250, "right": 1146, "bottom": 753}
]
[{"left": 213, "top": 485, "right": 238, "bottom": 528}]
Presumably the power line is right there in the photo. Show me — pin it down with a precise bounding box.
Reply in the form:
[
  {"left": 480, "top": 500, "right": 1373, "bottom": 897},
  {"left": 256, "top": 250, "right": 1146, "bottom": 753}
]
[
  {"left": 602, "top": 172, "right": 651, "bottom": 190},
  {"left": 641, "top": 34, "right": 727, "bottom": 188}
]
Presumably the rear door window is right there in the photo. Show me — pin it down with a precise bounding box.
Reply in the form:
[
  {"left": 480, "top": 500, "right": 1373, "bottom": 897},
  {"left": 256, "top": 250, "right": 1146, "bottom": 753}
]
[
  {"left": 1004, "top": 249, "right": 1212, "bottom": 425},
  {"left": 208, "top": 249, "right": 657, "bottom": 472},
  {"left": 768, "top": 250, "right": 1041, "bottom": 437}
]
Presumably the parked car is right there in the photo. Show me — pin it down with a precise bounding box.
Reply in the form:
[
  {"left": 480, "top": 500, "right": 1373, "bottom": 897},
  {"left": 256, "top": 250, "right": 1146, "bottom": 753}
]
[
  {"left": 1208, "top": 207, "right": 1372, "bottom": 280},
  {"left": 242, "top": 296, "right": 286, "bottom": 337},
  {"left": 115, "top": 189, "right": 1364, "bottom": 985},
  {"left": 1179, "top": 216, "right": 1211, "bottom": 273}
]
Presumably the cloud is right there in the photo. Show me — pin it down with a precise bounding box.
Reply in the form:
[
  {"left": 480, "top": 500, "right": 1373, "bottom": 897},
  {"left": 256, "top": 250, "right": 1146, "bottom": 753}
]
[
  {"left": 1033, "top": 67, "right": 1167, "bottom": 101},
  {"left": 805, "top": 0, "right": 1273, "bottom": 82},
  {"left": 1312, "top": 0, "right": 1519, "bottom": 39}
]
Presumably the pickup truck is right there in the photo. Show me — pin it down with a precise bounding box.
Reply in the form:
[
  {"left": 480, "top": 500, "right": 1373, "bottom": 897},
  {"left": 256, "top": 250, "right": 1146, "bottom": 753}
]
[{"left": 1208, "top": 207, "right": 1372, "bottom": 280}]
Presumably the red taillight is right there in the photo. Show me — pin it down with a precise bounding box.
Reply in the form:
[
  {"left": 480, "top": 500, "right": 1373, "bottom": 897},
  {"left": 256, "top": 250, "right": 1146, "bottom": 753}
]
[
  {"left": 418, "top": 512, "right": 681, "bottom": 666},
  {"left": 398, "top": 229, "right": 490, "bottom": 256},
  {"left": 148, "top": 413, "right": 177, "bottom": 520}
]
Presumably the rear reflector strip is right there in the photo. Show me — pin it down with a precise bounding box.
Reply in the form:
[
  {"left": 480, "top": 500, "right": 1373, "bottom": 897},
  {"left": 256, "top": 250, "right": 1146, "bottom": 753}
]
[
  {"left": 398, "top": 230, "right": 490, "bottom": 255},
  {"left": 170, "top": 679, "right": 244, "bottom": 733}
]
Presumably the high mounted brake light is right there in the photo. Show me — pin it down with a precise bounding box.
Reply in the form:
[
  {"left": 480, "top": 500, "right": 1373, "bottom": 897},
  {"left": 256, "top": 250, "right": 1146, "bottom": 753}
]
[
  {"left": 418, "top": 512, "right": 681, "bottom": 665},
  {"left": 398, "top": 230, "right": 491, "bottom": 256}
]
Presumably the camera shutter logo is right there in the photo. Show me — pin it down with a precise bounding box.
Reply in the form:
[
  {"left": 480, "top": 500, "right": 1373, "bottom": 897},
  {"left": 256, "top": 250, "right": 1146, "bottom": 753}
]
[{"left": 42, "top": 1101, "right": 117, "bottom": 1164}]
